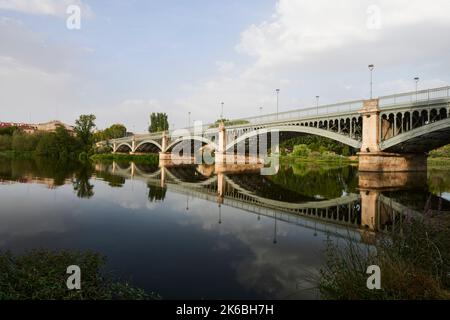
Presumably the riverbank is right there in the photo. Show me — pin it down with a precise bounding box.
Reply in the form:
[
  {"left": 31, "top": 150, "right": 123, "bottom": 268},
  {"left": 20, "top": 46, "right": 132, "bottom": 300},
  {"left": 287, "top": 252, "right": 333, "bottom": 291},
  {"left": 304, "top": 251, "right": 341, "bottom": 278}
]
[
  {"left": 281, "top": 154, "right": 358, "bottom": 164},
  {"left": 0, "top": 249, "right": 158, "bottom": 300},
  {"left": 428, "top": 157, "right": 450, "bottom": 167},
  {"left": 90, "top": 153, "right": 159, "bottom": 165},
  {"left": 0, "top": 150, "right": 36, "bottom": 159},
  {"left": 319, "top": 213, "right": 450, "bottom": 299}
]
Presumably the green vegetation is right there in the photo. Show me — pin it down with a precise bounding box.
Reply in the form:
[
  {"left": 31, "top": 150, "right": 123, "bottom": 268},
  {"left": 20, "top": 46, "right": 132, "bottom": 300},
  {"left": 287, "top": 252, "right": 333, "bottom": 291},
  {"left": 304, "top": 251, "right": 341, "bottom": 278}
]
[
  {"left": 75, "top": 114, "right": 96, "bottom": 152},
  {"left": 282, "top": 144, "right": 356, "bottom": 163},
  {"left": 319, "top": 214, "right": 450, "bottom": 299},
  {"left": 148, "top": 112, "right": 169, "bottom": 133},
  {"left": 429, "top": 144, "right": 450, "bottom": 166},
  {"left": 0, "top": 249, "right": 158, "bottom": 300},
  {"left": 90, "top": 153, "right": 159, "bottom": 165},
  {"left": 281, "top": 135, "right": 355, "bottom": 157},
  {"left": 0, "top": 115, "right": 97, "bottom": 160},
  {"left": 429, "top": 144, "right": 450, "bottom": 158},
  {"left": 208, "top": 119, "right": 250, "bottom": 128},
  {"left": 94, "top": 124, "right": 127, "bottom": 142}
]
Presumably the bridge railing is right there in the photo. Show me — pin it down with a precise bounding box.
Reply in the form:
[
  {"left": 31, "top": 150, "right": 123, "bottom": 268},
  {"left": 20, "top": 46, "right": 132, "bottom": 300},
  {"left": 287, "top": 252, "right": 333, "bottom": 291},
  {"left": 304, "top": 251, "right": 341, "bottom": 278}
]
[
  {"left": 379, "top": 86, "right": 450, "bottom": 108},
  {"left": 105, "top": 86, "right": 450, "bottom": 143},
  {"left": 231, "top": 99, "right": 364, "bottom": 125}
]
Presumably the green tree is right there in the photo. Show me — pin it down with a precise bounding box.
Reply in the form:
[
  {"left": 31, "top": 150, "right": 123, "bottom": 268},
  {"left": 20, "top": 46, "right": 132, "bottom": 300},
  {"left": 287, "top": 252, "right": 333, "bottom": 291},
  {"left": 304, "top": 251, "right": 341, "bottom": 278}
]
[
  {"left": 148, "top": 113, "right": 169, "bottom": 133},
  {"left": 103, "top": 124, "right": 127, "bottom": 140},
  {"left": 35, "top": 126, "right": 81, "bottom": 159},
  {"left": 0, "top": 135, "right": 12, "bottom": 151},
  {"left": 292, "top": 144, "right": 311, "bottom": 157},
  {"left": 75, "top": 114, "right": 96, "bottom": 150},
  {"left": 11, "top": 131, "right": 38, "bottom": 152}
]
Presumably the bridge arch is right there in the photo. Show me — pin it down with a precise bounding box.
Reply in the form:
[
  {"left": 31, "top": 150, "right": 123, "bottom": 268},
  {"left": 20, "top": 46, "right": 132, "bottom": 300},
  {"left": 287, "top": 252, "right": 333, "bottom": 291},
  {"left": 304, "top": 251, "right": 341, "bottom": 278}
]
[
  {"left": 380, "top": 117, "right": 450, "bottom": 153},
  {"left": 165, "top": 136, "right": 217, "bottom": 152},
  {"left": 225, "top": 125, "right": 362, "bottom": 152},
  {"left": 115, "top": 142, "right": 132, "bottom": 153},
  {"left": 135, "top": 140, "right": 162, "bottom": 153}
]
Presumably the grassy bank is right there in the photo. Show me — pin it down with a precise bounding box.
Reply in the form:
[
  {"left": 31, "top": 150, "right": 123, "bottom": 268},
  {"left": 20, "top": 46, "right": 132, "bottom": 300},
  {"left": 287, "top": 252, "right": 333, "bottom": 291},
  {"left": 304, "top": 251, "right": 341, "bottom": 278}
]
[
  {"left": 281, "top": 154, "right": 358, "bottom": 164},
  {"left": 0, "top": 150, "right": 35, "bottom": 159},
  {"left": 0, "top": 249, "right": 159, "bottom": 300},
  {"left": 319, "top": 213, "right": 450, "bottom": 300},
  {"left": 90, "top": 153, "right": 159, "bottom": 165},
  {"left": 428, "top": 157, "right": 450, "bottom": 167}
]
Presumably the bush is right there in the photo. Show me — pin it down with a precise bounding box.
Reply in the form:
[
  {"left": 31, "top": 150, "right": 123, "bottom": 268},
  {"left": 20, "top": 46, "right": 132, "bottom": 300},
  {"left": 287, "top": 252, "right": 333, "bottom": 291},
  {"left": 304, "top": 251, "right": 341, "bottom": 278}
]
[
  {"left": 319, "top": 214, "right": 450, "bottom": 300},
  {"left": 0, "top": 249, "right": 159, "bottom": 300},
  {"left": 0, "top": 135, "right": 12, "bottom": 151},
  {"left": 292, "top": 144, "right": 311, "bottom": 157},
  {"left": 11, "top": 132, "right": 38, "bottom": 152}
]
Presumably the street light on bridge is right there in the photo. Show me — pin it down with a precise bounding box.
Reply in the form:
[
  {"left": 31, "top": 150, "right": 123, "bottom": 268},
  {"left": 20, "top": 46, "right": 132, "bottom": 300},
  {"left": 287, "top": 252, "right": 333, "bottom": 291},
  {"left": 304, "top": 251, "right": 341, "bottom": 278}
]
[
  {"left": 275, "top": 88, "right": 280, "bottom": 120},
  {"left": 188, "top": 111, "right": 191, "bottom": 129},
  {"left": 368, "top": 64, "right": 375, "bottom": 99},
  {"left": 316, "top": 96, "right": 320, "bottom": 115},
  {"left": 220, "top": 102, "right": 224, "bottom": 120},
  {"left": 414, "top": 77, "right": 420, "bottom": 101}
]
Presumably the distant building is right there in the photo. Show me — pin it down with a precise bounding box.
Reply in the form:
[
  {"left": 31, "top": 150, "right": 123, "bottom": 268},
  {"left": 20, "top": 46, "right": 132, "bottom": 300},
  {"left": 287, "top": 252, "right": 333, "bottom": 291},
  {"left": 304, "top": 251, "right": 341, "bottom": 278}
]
[
  {"left": 36, "top": 120, "right": 75, "bottom": 133},
  {"left": 0, "top": 120, "right": 75, "bottom": 134},
  {"left": 0, "top": 122, "right": 36, "bottom": 134}
]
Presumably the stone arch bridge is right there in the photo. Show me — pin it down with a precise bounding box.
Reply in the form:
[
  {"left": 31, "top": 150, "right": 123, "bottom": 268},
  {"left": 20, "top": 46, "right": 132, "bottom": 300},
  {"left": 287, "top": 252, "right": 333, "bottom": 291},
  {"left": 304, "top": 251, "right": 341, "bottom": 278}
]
[{"left": 98, "top": 86, "right": 450, "bottom": 171}]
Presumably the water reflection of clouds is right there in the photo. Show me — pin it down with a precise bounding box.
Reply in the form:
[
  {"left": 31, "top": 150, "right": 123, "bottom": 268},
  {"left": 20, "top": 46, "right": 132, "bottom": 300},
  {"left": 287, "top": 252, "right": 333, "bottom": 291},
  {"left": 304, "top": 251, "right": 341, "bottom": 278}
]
[
  {"left": 162, "top": 193, "right": 328, "bottom": 299},
  {"left": 0, "top": 184, "right": 76, "bottom": 242}
]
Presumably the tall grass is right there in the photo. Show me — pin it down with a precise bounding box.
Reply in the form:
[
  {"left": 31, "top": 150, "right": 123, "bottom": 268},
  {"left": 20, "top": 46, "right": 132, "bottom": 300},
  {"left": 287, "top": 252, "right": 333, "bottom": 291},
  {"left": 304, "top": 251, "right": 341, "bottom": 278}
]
[{"left": 319, "top": 210, "right": 450, "bottom": 300}]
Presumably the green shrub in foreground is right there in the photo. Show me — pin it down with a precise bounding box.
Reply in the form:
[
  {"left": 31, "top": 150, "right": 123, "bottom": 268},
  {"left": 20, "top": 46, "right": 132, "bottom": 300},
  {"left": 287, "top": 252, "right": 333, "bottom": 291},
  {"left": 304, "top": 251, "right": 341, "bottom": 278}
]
[
  {"left": 319, "top": 214, "right": 450, "bottom": 300},
  {"left": 0, "top": 249, "right": 159, "bottom": 300}
]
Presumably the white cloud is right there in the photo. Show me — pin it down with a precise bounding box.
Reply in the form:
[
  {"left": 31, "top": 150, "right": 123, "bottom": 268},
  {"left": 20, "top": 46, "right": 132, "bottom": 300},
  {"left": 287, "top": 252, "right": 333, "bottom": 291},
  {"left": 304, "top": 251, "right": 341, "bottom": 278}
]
[
  {"left": 0, "top": 0, "right": 93, "bottom": 17},
  {"left": 176, "top": 0, "right": 450, "bottom": 124}
]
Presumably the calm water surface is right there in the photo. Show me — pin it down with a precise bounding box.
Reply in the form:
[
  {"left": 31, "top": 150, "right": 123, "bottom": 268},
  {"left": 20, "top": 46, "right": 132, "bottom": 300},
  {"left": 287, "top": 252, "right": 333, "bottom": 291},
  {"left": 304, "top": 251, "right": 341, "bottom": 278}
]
[{"left": 1, "top": 157, "right": 449, "bottom": 299}]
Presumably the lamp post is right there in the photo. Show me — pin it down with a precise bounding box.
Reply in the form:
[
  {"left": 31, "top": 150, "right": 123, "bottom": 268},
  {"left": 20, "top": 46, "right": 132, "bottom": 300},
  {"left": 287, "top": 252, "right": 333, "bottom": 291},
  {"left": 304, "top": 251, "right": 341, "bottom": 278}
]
[
  {"left": 188, "top": 112, "right": 191, "bottom": 129},
  {"left": 220, "top": 102, "right": 224, "bottom": 120},
  {"left": 275, "top": 88, "right": 280, "bottom": 120},
  {"left": 259, "top": 106, "right": 263, "bottom": 116},
  {"left": 316, "top": 96, "right": 320, "bottom": 115},
  {"left": 414, "top": 77, "right": 420, "bottom": 101},
  {"left": 368, "top": 64, "right": 375, "bottom": 99}
]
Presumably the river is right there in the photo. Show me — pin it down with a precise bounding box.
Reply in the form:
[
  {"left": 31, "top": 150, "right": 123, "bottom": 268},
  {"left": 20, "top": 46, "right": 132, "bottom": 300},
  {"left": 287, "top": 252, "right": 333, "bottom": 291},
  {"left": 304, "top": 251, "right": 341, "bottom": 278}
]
[{"left": 0, "top": 157, "right": 449, "bottom": 299}]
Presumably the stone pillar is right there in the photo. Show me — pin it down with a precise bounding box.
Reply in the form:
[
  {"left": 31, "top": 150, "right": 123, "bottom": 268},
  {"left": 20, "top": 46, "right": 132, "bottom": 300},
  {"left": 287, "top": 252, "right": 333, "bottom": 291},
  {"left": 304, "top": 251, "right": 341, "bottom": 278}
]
[
  {"left": 358, "top": 99, "right": 427, "bottom": 172},
  {"left": 112, "top": 143, "right": 117, "bottom": 154},
  {"left": 359, "top": 99, "right": 381, "bottom": 153},
  {"left": 161, "top": 132, "right": 169, "bottom": 152},
  {"left": 130, "top": 137, "right": 136, "bottom": 154},
  {"left": 216, "top": 122, "right": 227, "bottom": 164},
  {"left": 159, "top": 132, "right": 171, "bottom": 163}
]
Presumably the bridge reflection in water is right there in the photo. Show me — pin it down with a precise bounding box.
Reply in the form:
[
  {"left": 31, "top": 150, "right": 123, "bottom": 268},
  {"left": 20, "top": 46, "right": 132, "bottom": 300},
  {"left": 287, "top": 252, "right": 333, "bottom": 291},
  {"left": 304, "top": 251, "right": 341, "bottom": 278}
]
[{"left": 95, "top": 161, "right": 428, "bottom": 244}]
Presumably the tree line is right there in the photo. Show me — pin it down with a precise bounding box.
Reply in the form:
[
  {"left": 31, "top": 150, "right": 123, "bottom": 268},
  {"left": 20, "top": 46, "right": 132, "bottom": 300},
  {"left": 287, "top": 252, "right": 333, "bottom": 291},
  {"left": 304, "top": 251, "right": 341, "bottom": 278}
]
[{"left": 0, "top": 115, "right": 97, "bottom": 160}]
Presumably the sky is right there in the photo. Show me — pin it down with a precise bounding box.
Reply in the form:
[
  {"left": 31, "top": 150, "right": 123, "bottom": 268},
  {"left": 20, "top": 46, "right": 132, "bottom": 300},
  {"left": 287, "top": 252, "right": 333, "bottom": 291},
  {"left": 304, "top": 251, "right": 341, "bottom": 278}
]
[{"left": 0, "top": 0, "right": 450, "bottom": 132}]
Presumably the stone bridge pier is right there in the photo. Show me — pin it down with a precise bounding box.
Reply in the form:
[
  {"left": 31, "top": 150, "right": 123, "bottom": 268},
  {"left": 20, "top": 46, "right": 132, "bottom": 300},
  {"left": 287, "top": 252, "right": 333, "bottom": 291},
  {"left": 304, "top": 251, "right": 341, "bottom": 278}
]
[{"left": 358, "top": 99, "right": 427, "bottom": 172}]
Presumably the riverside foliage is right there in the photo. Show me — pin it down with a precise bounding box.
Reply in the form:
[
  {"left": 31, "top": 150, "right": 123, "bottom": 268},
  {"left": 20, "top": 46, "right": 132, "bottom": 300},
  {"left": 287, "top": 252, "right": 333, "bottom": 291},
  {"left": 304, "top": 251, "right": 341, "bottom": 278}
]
[
  {"left": 0, "top": 115, "right": 97, "bottom": 159},
  {"left": 0, "top": 249, "right": 157, "bottom": 300}
]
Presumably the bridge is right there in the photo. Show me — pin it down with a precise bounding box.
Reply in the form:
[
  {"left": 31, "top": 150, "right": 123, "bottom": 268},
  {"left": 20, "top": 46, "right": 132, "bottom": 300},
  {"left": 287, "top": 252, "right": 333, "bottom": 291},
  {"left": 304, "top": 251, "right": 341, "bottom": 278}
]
[{"left": 99, "top": 86, "right": 450, "bottom": 172}]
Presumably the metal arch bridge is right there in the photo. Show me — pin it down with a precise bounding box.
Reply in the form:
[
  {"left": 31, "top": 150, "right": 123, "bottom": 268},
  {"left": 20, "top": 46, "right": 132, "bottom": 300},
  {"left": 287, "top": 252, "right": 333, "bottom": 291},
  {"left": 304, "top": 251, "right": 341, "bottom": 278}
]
[{"left": 100, "top": 86, "right": 450, "bottom": 155}]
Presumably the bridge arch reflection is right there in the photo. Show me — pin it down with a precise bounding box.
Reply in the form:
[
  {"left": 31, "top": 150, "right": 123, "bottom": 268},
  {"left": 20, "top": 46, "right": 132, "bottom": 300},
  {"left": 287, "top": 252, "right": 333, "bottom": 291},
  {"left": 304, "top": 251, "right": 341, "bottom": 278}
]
[{"left": 94, "top": 161, "right": 432, "bottom": 243}]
